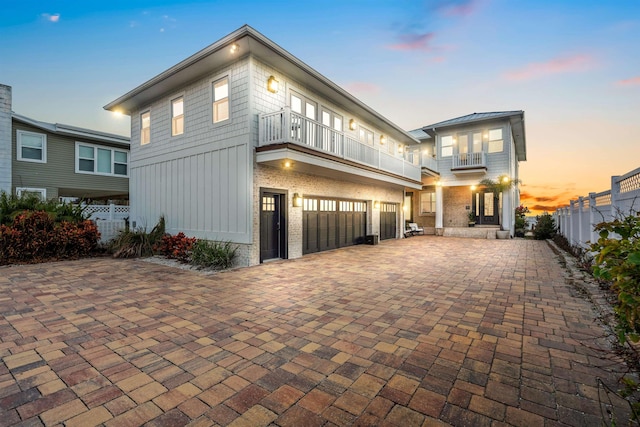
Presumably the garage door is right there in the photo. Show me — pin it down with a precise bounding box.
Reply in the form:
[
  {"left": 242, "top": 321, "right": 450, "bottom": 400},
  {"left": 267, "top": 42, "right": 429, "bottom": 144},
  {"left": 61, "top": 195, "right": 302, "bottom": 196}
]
[
  {"left": 380, "top": 203, "right": 397, "bottom": 240},
  {"left": 303, "top": 197, "right": 366, "bottom": 254}
]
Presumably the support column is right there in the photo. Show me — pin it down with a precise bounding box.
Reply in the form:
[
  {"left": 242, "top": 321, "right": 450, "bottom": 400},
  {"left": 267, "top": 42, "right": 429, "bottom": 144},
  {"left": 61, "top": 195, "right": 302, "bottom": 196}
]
[{"left": 435, "top": 184, "right": 443, "bottom": 235}]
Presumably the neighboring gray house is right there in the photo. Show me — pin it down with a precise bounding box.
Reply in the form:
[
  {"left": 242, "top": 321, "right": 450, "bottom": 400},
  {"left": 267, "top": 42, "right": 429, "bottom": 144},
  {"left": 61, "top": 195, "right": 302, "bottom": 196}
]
[
  {"left": 105, "top": 25, "right": 422, "bottom": 267},
  {"left": 0, "top": 84, "right": 130, "bottom": 202},
  {"left": 407, "top": 111, "right": 527, "bottom": 237}
]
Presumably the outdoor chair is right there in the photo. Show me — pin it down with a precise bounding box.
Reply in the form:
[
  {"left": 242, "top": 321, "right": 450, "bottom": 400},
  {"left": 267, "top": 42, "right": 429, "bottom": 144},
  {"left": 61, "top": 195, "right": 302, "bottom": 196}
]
[{"left": 408, "top": 223, "right": 424, "bottom": 236}]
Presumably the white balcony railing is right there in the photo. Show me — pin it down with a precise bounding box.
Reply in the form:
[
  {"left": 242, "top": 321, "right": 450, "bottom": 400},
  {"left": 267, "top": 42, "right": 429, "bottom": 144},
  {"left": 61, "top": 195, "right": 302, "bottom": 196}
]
[
  {"left": 452, "top": 152, "right": 486, "bottom": 169},
  {"left": 259, "top": 107, "right": 421, "bottom": 181}
]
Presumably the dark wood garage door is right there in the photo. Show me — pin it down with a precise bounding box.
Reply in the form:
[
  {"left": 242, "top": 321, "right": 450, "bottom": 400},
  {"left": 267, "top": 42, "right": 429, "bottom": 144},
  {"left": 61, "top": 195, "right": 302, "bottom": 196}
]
[
  {"left": 380, "top": 203, "right": 397, "bottom": 240},
  {"left": 303, "top": 197, "right": 366, "bottom": 254}
]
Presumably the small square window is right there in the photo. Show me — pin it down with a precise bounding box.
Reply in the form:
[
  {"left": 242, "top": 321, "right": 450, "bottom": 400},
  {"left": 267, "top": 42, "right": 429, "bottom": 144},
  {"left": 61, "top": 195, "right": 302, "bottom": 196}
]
[{"left": 17, "top": 131, "right": 46, "bottom": 163}]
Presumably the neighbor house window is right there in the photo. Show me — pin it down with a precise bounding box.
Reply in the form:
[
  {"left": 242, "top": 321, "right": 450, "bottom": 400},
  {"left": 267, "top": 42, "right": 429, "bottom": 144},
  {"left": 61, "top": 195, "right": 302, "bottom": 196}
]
[
  {"left": 441, "top": 135, "right": 453, "bottom": 157},
  {"left": 17, "top": 130, "right": 46, "bottom": 163},
  {"left": 488, "top": 128, "right": 503, "bottom": 153},
  {"left": 141, "top": 111, "right": 150, "bottom": 145},
  {"left": 213, "top": 77, "right": 229, "bottom": 123},
  {"left": 16, "top": 187, "right": 46, "bottom": 200},
  {"left": 420, "top": 191, "right": 436, "bottom": 214},
  {"left": 171, "top": 97, "right": 184, "bottom": 136},
  {"left": 76, "top": 142, "right": 129, "bottom": 176}
]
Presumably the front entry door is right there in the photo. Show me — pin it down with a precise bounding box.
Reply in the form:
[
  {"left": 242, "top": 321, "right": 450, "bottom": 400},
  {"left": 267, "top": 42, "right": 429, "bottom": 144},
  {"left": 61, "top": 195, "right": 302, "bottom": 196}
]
[
  {"left": 260, "top": 191, "right": 286, "bottom": 262},
  {"left": 472, "top": 191, "right": 500, "bottom": 226}
]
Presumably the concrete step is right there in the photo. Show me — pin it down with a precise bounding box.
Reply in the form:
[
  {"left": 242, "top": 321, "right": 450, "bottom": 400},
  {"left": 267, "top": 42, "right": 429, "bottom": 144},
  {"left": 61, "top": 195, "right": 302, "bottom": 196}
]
[{"left": 443, "top": 227, "right": 499, "bottom": 239}]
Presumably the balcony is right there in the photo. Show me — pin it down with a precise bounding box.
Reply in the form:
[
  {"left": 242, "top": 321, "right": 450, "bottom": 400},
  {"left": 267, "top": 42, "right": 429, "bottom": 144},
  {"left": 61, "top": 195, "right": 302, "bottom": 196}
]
[
  {"left": 451, "top": 152, "right": 487, "bottom": 175},
  {"left": 258, "top": 108, "right": 422, "bottom": 186}
]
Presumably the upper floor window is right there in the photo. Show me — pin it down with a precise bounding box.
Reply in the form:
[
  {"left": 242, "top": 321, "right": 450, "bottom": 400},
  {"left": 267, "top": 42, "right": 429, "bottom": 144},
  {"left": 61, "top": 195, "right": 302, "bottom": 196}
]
[
  {"left": 321, "top": 108, "right": 342, "bottom": 131},
  {"left": 441, "top": 135, "right": 454, "bottom": 157},
  {"left": 488, "top": 128, "right": 503, "bottom": 153},
  {"left": 359, "top": 127, "right": 374, "bottom": 146},
  {"left": 171, "top": 97, "right": 184, "bottom": 136},
  {"left": 141, "top": 111, "right": 150, "bottom": 145},
  {"left": 17, "top": 130, "right": 47, "bottom": 163},
  {"left": 213, "top": 77, "right": 229, "bottom": 123},
  {"left": 291, "top": 92, "right": 316, "bottom": 120},
  {"left": 76, "top": 142, "right": 129, "bottom": 177}
]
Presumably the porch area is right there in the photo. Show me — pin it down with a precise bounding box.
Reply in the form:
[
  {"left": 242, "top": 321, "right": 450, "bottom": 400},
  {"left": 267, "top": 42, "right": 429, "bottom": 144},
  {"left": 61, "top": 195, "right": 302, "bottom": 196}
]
[{"left": 442, "top": 225, "right": 501, "bottom": 239}]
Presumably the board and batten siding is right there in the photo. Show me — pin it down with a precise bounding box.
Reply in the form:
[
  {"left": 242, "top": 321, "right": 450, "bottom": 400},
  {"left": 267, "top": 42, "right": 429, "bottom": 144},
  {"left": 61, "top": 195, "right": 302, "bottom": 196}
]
[
  {"left": 11, "top": 121, "right": 129, "bottom": 199},
  {"left": 128, "top": 58, "right": 253, "bottom": 244}
]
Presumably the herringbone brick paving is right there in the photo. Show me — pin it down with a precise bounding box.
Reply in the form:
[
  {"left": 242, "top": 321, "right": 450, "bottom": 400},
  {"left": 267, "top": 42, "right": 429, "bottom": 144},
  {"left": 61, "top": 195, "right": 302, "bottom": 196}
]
[{"left": 0, "top": 237, "right": 632, "bottom": 426}]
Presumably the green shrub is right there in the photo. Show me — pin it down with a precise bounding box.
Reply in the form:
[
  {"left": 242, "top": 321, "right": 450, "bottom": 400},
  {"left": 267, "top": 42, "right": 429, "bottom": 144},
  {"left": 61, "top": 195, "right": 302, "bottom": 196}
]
[
  {"left": 155, "top": 232, "right": 196, "bottom": 263},
  {"left": 191, "top": 240, "right": 237, "bottom": 269},
  {"left": 109, "top": 216, "right": 165, "bottom": 258},
  {"left": 533, "top": 212, "right": 556, "bottom": 240},
  {"left": 0, "top": 191, "right": 87, "bottom": 225},
  {"left": 590, "top": 213, "right": 640, "bottom": 343}
]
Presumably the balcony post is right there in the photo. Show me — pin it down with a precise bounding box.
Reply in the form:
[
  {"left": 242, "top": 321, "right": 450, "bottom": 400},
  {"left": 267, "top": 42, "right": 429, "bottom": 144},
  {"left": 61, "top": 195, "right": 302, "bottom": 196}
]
[{"left": 283, "top": 107, "right": 291, "bottom": 143}]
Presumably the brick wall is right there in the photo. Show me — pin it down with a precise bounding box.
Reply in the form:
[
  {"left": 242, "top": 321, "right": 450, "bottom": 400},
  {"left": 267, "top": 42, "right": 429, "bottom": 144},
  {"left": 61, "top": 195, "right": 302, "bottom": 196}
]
[{"left": 443, "top": 186, "right": 473, "bottom": 227}]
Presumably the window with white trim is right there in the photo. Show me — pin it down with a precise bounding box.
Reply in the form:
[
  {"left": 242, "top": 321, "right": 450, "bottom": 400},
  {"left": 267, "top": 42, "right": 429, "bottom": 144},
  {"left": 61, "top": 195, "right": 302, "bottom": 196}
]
[
  {"left": 488, "top": 128, "right": 503, "bottom": 153},
  {"left": 141, "top": 111, "right": 150, "bottom": 145},
  {"left": 16, "top": 187, "right": 46, "bottom": 200},
  {"left": 76, "top": 142, "right": 129, "bottom": 176},
  {"left": 17, "top": 130, "right": 47, "bottom": 163},
  {"left": 420, "top": 191, "right": 436, "bottom": 214},
  {"left": 441, "top": 135, "right": 454, "bottom": 157},
  {"left": 359, "top": 127, "right": 374, "bottom": 146},
  {"left": 171, "top": 97, "right": 184, "bottom": 136},
  {"left": 213, "top": 77, "right": 229, "bottom": 123}
]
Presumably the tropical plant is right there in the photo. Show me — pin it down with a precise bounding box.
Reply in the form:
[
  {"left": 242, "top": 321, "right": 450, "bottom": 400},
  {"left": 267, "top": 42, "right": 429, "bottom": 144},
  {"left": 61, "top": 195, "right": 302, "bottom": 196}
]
[
  {"left": 191, "top": 240, "right": 237, "bottom": 269},
  {"left": 477, "top": 174, "right": 520, "bottom": 230},
  {"left": 0, "top": 191, "right": 87, "bottom": 225},
  {"left": 155, "top": 232, "right": 196, "bottom": 263},
  {"left": 109, "top": 216, "right": 166, "bottom": 258},
  {"left": 515, "top": 205, "right": 530, "bottom": 237}
]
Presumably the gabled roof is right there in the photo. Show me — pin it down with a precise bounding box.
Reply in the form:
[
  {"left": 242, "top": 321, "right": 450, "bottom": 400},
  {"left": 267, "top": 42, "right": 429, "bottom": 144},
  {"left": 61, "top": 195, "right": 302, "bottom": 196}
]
[
  {"left": 104, "top": 25, "right": 418, "bottom": 145},
  {"left": 407, "top": 129, "right": 431, "bottom": 140},
  {"left": 421, "top": 111, "right": 526, "bottom": 161},
  {"left": 12, "top": 113, "right": 130, "bottom": 146}
]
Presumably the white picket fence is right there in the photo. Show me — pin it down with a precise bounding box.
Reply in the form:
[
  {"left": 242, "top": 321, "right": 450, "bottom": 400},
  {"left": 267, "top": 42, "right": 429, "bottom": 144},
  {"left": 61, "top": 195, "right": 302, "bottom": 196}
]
[{"left": 555, "top": 166, "right": 640, "bottom": 248}]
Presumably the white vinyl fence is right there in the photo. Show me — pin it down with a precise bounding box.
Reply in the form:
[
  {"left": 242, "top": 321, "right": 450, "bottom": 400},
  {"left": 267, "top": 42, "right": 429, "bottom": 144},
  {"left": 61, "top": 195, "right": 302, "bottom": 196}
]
[
  {"left": 555, "top": 166, "right": 640, "bottom": 248},
  {"left": 78, "top": 204, "right": 129, "bottom": 243}
]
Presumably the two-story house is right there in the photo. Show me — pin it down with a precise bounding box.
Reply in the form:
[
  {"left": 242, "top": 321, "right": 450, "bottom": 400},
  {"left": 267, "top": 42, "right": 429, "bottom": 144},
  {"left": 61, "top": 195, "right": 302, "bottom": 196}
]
[
  {"left": 407, "top": 111, "right": 527, "bottom": 237},
  {"left": 104, "top": 25, "right": 422, "bottom": 267},
  {"left": 0, "top": 84, "right": 130, "bottom": 202}
]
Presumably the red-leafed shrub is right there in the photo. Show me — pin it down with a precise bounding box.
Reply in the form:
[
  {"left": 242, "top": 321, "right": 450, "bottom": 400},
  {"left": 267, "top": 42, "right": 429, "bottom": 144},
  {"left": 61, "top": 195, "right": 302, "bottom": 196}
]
[
  {"left": 155, "top": 232, "right": 196, "bottom": 263},
  {"left": 0, "top": 211, "right": 100, "bottom": 265}
]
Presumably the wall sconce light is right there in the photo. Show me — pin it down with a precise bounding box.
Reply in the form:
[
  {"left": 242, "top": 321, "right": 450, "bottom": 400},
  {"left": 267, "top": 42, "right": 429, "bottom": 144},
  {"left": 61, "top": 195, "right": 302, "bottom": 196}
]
[
  {"left": 373, "top": 200, "right": 380, "bottom": 209},
  {"left": 349, "top": 119, "right": 357, "bottom": 131},
  {"left": 230, "top": 43, "right": 239, "bottom": 54},
  {"left": 471, "top": 185, "right": 477, "bottom": 191},
  {"left": 292, "top": 193, "right": 303, "bottom": 207},
  {"left": 483, "top": 132, "right": 489, "bottom": 139},
  {"left": 379, "top": 135, "right": 386, "bottom": 145},
  {"left": 397, "top": 145, "right": 404, "bottom": 153},
  {"left": 502, "top": 176, "right": 510, "bottom": 184},
  {"left": 267, "top": 75, "right": 279, "bottom": 93},
  {"left": 436, "top": 180, "right": 443, "bottom": 187}
]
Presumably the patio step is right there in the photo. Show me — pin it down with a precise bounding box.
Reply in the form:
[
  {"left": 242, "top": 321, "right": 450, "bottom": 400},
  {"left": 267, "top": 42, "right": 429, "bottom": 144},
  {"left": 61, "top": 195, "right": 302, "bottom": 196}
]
[{"left": 443, "top": 227, "right": 499, "bottom": 239}]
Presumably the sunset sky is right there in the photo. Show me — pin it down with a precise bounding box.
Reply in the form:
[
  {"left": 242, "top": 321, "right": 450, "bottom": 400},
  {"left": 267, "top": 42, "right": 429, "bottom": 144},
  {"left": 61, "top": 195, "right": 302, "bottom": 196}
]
[{"left": 2, "top": 0, "right": 638, "bottom": 214}]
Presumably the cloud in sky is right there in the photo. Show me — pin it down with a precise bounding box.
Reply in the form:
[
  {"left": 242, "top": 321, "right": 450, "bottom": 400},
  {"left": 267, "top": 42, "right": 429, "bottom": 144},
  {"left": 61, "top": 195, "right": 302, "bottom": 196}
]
[
  {"left": 343, "top": 82, "right": 380, "bottom": 95},
  {"left": 520, "top": 190, "right": 580, "bottom": 213},
  {"left": 387, "top": 32, "right": 436, "bottom": 52},
  {"left": 504, "top": 54, "right": 594, "bottom": 81},
  {"left": 431, "top": 0, "right": 481, "bottom": 17},
  {"left": 41, "top": 13, "right": 60, "bottom": 23},
  {"left": 616, "top": 76, "right": 640, "bottom": 86}
]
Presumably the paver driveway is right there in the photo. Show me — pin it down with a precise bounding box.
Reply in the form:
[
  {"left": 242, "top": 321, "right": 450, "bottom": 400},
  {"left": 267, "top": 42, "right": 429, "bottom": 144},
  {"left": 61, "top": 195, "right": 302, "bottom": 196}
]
[{"left": 0, "top": 237, "right": 633, "bottom": 426}]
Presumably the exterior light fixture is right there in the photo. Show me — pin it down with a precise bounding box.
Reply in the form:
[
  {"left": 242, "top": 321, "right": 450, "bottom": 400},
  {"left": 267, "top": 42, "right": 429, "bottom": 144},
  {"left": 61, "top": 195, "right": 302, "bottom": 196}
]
[
  {"left": 380, "top": 135, "right": 386, "bottom": 145},
  {"left": 502, "top": 176, "right": 510, "bottom": 184},
  {"left": 349, "top": 119, "right": 357, "bottom": 131},
  {"left": 398, "top": 145, "right": 404, "bottom": 153},
  {"left": 436, "top": 180, "right": 443, "bottom": 187},
  {"left": 284, "top": 160, "right": 292, "bottom": 168},
  {"left": 483, "top": 132, "right": 489, "bottom": 139},
  {"left": 471, "top": 185, "right": 477, "bottom": 191},
  {"left": 292, "top": 193, "right": 303, "bottom": 207},
  {"left": 230, "top": 43, "right": 238, "bottom": 54},
  {"left": 373, "top": 200, "right": 380, "bottom": 209},
  {"left": 267, "top": 75, "right": 279, "bottom": 93}
]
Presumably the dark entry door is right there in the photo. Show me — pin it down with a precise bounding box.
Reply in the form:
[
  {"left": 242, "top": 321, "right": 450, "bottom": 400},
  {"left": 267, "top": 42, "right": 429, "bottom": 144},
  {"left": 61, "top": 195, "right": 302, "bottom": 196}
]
[
  {"left": 472, "top": 191, "right": 500, "bottom": 226},
  {"left": 380, "top": 203, "right": 397, "bottom": 240},
  {"left": 260, "top": 192, "right": 286, "bottom": 262}
]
